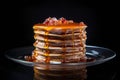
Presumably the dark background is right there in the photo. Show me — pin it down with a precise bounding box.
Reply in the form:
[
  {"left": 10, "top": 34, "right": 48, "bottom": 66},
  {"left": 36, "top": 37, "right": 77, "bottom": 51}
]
[{"left": 0, "top": 0, "right": 120, "bottom": 80}]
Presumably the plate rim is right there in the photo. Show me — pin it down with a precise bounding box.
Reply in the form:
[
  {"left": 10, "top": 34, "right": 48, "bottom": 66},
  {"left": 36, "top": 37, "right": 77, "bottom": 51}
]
[{"left": 5, "top": 45, "right": 116, "bottom": 67}]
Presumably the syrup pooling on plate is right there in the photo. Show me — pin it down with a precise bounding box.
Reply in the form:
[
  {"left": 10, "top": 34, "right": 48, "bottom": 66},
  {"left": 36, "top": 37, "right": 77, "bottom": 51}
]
[
  {"left": 24, "top": 55, "right": 96, "bottom": 63},
  {"left": 26, "top": 17, "right": 88, "bottom": 64}
]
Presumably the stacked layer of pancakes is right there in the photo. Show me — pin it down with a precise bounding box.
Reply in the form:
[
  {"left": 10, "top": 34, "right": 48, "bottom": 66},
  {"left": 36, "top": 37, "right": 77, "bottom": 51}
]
[{"left": 32, "top": 18, "right": 87, "bottom": 64}]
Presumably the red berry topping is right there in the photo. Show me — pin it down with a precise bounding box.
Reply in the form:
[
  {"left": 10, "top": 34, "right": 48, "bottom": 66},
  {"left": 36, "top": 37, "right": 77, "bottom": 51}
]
[{"left": 43, "top": 17, "right": 74, "bottom": 25}]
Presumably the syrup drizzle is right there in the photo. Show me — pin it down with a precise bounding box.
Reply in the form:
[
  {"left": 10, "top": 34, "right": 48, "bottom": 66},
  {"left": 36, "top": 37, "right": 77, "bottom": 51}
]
[{"left": 44, "top": 31, "right": 50, "bottom": 63}]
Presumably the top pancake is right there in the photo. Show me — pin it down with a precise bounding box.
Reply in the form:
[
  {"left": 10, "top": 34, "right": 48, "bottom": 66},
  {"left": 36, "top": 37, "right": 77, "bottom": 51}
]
[{"left": 33, "top": 23, "right": 87, "bottom": 35}]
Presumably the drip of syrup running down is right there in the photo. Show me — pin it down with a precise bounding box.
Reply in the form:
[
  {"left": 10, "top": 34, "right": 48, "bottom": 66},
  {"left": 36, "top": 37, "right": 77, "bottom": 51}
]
[{"left": 44, "top": 31, "right": 50, "bottom": 63}]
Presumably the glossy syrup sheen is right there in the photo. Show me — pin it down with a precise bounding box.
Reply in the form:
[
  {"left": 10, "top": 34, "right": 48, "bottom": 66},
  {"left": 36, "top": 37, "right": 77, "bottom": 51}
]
[{"left": 33, "top": 23, "right": 86, "bottom": 31}]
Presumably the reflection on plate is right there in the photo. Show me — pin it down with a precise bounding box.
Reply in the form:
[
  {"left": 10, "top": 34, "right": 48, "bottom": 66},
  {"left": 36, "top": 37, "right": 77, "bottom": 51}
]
[{"left": 5, "top": 45, "right": 116, "bottom": 67}]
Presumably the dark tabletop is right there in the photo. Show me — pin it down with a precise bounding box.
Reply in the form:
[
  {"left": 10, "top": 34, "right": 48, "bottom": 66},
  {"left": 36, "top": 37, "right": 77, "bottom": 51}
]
[{"left": 0, "top": 0, "right": 120, "bottom": 80}]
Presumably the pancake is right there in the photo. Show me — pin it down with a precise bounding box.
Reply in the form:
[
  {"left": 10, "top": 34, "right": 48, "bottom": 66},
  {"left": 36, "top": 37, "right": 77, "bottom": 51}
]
[
  {"left": 34, "top": 40, "right": 84, "bottom": 47},
  {"left": 33, "top": 25, "right": 86, "bottom": 35}
]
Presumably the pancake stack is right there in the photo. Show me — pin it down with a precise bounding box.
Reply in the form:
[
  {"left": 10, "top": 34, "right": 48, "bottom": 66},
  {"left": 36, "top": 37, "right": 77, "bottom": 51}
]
[{"left": 32, "top": 17, "right": 87, "bottom": 64}]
